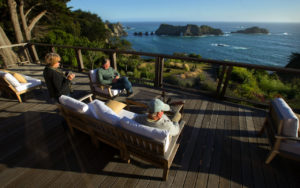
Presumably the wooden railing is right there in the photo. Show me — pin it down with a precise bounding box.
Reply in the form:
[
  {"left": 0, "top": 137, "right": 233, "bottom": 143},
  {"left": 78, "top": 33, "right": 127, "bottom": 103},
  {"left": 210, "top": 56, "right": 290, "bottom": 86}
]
[{"left": 2, "top": 42, "right": 300, "bottom": 106}]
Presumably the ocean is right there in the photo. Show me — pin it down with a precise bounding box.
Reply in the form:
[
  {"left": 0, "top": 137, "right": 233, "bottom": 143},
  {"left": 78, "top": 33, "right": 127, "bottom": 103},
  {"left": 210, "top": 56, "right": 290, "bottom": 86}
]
[{"left": 121, "top": 22, "right": 300, "bottom": 67}]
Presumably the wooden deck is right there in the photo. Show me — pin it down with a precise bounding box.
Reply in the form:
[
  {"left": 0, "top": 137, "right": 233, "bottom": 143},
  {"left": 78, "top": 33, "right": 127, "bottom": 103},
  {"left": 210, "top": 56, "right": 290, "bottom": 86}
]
[{"left": 0, "top": 64, "right": 299, "bottom": 187}]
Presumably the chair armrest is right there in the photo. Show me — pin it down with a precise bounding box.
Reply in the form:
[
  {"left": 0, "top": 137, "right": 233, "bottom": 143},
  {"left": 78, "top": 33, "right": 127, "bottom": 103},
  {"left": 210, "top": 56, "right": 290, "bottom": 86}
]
[
  {"left": 169, "top": 100, "right": 185, "bottom": 106},
  {"left": 79, "top": 93, "right": 93, "bottom": 102},
  {"left": 275, "top": 135, "right": 300, "bottom": 142}
]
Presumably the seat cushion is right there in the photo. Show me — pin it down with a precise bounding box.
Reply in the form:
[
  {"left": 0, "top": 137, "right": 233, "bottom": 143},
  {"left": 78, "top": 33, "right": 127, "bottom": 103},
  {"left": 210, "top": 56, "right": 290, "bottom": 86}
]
[
  {"left": 120, "top": 117, "right": 170, "bottom": 152},
  {"left": 14, "top": 75, "right": 42, "bottom": 92},
  {"left": 59, "top": 95, "right": 89, "bottom": 113},
  {"left": 272, "top": 98, "right": 299, "bottom": 137},
  {"left": 94, "top": 87, "right": 122, "bottom": 96},
  {"left": 88, "top": 99, "right": 121, "bottom": 126},
  {"left": 118, "top": 109, "right": 138, "bottom": 119}
]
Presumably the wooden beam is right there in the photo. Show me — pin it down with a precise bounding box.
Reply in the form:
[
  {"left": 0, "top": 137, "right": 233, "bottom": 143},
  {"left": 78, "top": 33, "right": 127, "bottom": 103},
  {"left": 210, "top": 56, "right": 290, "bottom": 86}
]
[
  {"left": 216, "top": 65, "right": 227, "bottom": 97},
  {"left": 220, "top": 66, "right": 233, "bottom": 99},
  {"left": 109, "top": 52, "right": 117, "bottom": 70},
  {"left": 75, "top": 49, "right": 84, "bottom": 72}
]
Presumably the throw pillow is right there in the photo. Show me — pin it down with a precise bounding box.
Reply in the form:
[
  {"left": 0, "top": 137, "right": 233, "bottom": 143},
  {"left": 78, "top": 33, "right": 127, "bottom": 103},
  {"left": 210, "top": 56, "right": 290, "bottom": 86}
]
[
  {"left": 105, "top": 100, "right": 127, "bottom": 114},
  {"left": 59, "top": 95, "right": 89, "bottom": 113},
  {"left": 12, "top": 73, "right": 27, "bottom": 83}
]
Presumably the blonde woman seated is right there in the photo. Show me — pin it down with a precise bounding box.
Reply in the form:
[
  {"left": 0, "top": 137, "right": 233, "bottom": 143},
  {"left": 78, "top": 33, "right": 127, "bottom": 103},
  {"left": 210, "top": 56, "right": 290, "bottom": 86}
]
[
  {"left": 43, "top": 52, "right": 75, "bottom": 103},
  {"left": 134, "top": 98, "right": 180, "bottom": 136}
]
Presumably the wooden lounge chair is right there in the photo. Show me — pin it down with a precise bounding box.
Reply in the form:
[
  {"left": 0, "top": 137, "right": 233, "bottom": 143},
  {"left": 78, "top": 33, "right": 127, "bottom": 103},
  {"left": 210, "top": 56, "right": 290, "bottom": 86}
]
[
  {"left": 0, "top": 70, "right": 42, "bottom": 102},
  {"left": 88, "top": 69, "right": 123, "bottom": 99},
  {"left": 259, "top": 98, "right": 300, "bottom": 164},
  {"left": 57, "top": 94, "right": 185, "bottom": 180}
]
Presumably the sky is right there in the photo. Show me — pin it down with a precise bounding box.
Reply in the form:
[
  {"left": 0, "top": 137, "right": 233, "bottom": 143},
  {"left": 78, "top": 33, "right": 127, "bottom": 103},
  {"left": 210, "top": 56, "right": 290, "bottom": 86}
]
[{"left": 67, "top": 0, "right": 300, "bottom": 23}]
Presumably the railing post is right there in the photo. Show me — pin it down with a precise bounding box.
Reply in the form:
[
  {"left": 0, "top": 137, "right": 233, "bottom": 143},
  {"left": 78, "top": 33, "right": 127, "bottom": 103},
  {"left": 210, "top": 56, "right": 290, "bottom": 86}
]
[
  {"left": 216, "top": 65, "right": 227, "bottom": 97},
  {"left": 220, "top": 66, "right": 233, "bottom": 99},
  {"left": 75, "top": 48, "right": 84, "bottom": 72},
  {"left": 109, "top": 52, "right": 117, "bottom": 71},
  {"left": 27, "top": 43, "right": 40, "bottom": 64},
  {"left": 155, "top": 57, "right": 164, "bottom": 88},
  {"left": 51, "top": 46, "right": 56, "bottom": 53}
]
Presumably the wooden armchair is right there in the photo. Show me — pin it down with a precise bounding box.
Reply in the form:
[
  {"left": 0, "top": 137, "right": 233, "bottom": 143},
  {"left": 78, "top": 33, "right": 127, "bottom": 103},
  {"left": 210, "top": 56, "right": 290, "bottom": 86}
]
[
  {"left": 88, "top": 69, "right": 123, "bottom": 99},
  {"left": 0, "top": 70, "right": 42, "bottom": 102},
  {"left": 259, "top": 98, "right": 300, "bottom": 164}
]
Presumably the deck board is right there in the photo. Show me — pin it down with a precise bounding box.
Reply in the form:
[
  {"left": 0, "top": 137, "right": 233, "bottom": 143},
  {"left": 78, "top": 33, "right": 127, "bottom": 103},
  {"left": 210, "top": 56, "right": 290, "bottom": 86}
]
[{"left": 0, "top": 64, "right": 299, "bottom": 187}]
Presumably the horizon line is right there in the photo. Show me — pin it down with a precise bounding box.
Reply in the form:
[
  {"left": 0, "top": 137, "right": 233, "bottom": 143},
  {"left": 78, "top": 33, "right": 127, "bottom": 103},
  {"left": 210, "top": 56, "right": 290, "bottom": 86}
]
[{"left": 110, "top": 20, "right": 300, "bottom": 24}]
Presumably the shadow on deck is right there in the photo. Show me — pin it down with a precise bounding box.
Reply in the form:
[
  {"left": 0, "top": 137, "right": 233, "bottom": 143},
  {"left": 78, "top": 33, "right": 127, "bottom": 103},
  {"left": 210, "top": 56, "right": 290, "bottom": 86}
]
[{"left": 0, "top": 64, "right": 299, "bottom": 187}]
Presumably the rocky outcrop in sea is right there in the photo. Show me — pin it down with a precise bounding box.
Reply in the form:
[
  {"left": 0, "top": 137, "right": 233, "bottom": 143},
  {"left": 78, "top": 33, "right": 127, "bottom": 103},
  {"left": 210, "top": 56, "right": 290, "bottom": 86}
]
[
  {"left": 155, "top": 24, "right": 223, "bottom": 36},
  {"left": 231, "top": 26, "right": 269, "bottom": 34},
  {"left": 105, "top": 22, "right": 128, "bottom": 37}
]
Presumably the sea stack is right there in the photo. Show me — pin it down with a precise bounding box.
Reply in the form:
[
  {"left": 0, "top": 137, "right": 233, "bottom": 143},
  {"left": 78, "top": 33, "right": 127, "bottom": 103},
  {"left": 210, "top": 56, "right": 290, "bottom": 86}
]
[
  {"left": 231, "top": 26, "right": 269, "bottom": 34},
  {"left": 155, "top": 24, "right": 223, "bottom": 36}
]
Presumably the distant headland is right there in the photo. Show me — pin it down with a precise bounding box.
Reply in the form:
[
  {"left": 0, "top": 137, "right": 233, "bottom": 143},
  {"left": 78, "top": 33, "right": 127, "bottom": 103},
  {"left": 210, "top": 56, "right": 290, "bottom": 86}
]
[
  {"left": 155, "top": 24, "right": 223, "bottom": 36},
  {"left": 231, "top": 26, "right": 269, "bottom": 34}
]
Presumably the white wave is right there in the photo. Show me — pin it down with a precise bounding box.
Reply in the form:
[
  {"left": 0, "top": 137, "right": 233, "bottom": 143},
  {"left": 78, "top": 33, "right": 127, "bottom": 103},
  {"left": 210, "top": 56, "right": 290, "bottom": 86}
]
[
  {"left": 211, "top": 43, "right": 230, "bottom": 47},
  {"left": 233, "top": 46, "right": 248, "bottom": 50},
  {"left": 223, "top": 33, "right": 231, "bottom": 37},
  {"left": 283, "top": 32, "right": 288, "bottom": 35}
]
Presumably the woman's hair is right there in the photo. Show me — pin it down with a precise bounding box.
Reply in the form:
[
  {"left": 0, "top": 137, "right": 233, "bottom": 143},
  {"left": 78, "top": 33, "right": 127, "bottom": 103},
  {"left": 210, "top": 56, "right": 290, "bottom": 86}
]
[{"left": 45, "top": 52, "right": 61, "bottom": 66}]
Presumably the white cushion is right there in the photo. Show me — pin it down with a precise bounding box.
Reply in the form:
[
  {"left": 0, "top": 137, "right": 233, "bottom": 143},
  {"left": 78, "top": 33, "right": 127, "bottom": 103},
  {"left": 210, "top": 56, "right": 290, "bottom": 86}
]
[
  {"left": 280, "top": 141, "right": 300, "bottom": 155},
  {"left": 120, "top": 117, "right": 170, "bottom": 152},
  {"left": 4, "top": 73, "right": 21, "bottom": 87},
  {"left": 94, "top": 86, "right": 122, "bottom": 96},
  {"left": 59, "top": 95, "right": 89, "bottom": 113},
  {"left": 14, "top": 75, "right": 42, "bottom": 92},
  {"left": 119, "top": 109, "right": 138, "bottom": 119},
  {"left": 272, "top": 98, "right": 299, "bottom": 137},
  {"left": 88, "top": 99, "right": 121, "bottom": 126}
]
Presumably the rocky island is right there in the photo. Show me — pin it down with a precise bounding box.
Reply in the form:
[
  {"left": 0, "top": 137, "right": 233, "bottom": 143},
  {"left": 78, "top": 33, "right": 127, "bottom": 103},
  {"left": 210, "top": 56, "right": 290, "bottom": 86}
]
[
  {"left": 155, "top": 24, "right": 223, "bottom": 36},
  {"left": 231, "top": 26, "right": 269, "bottom": 34},
  {"left": 105, "top": 22, "right": 128, "bottom": 37}
]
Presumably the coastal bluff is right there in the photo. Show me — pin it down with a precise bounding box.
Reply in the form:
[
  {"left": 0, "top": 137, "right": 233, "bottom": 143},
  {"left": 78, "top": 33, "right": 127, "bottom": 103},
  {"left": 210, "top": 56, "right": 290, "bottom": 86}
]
[
  {"left": 155, "top": 24, "right": 223, "bottom": 36},
  {"left": 105, "top": 22, "right": 128, "bottom": 37},
  {"left": 232, "top": 26, "right": 269, "bottom": 34}
]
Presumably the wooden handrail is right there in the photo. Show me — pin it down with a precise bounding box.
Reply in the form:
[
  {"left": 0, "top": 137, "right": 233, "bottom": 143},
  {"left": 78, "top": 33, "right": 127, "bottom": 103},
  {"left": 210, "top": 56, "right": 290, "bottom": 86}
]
[{"left": 29, "top": 42, "right": 300, "bottom": 74}]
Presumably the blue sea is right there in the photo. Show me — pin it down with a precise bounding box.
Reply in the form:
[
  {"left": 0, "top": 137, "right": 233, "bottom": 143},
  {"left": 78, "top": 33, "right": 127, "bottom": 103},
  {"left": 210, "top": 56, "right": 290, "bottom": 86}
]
[{"left": 121, "top": 22, "right": 300, "bottom": 67}]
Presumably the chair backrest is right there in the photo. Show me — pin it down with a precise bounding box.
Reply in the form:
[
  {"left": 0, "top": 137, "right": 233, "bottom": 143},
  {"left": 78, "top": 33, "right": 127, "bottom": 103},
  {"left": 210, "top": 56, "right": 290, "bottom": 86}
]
[
  {"left": 267, "top": 98, "right": 299, "bottom": 145},
  {"left": 89, "top": 69, "right": 98, "bottom": 84}
]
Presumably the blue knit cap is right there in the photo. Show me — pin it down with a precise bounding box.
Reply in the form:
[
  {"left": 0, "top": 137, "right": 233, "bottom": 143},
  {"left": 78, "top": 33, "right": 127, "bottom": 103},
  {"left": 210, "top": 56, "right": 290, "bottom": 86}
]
[{"left": 148, "top": 98, "right": 170, "bottom": 113}]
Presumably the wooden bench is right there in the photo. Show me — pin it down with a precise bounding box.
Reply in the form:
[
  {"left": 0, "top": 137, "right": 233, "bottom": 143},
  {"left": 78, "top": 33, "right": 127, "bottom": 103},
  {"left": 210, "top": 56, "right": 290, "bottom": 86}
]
[{"left": 57, "top": 95, "right": 185, "bottom": 180}]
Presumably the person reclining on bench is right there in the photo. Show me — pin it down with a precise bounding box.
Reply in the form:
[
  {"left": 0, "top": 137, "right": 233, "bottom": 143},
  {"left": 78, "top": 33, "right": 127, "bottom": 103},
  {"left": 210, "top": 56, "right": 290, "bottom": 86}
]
[
  {"left": 97, "top": 57, "right": 133, "bottom": 97},
  {"left": 134, "top": 98, "right": 181, "bottom": 136}
]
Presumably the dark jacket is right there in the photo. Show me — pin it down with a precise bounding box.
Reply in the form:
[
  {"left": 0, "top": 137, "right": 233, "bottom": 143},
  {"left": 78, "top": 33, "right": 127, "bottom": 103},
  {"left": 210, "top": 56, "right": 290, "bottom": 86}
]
[{"left": 43, "top": 66, "right": 71, "bottom": 100}]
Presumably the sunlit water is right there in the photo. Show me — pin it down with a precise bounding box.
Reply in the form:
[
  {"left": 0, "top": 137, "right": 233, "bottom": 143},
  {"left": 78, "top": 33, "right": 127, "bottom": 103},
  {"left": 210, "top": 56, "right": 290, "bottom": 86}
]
[{"left": 121, "top": 22, "right": 300, "bottom": 67}]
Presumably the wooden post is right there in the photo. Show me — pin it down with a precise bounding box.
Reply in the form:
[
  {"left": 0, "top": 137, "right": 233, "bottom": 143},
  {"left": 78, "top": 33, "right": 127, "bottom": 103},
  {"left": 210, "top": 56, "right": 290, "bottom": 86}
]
[
  {"left": 28, "top": 44, "right": 40, "bottom": 64},
  {"left": 75, "top": 49, "right": 84, "bottom": 72},
  {"left": 220, "top": 66, "right": 233, "bottom": 99},
  {"left": 51, "top": 46, "right": 56, "bottom": 53},
  {"left": 109, "top": 52, "right": 117, "bottom": 71},
  {"left": 155, "top": 57, "right": 164, "bottom": 88},
  {"left": 216, "top": 65, "right": 227, "bottom": 97}
]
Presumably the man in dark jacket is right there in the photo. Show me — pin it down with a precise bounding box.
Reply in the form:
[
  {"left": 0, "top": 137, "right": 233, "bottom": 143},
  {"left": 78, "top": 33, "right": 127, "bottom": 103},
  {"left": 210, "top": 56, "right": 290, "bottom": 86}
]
[{"left": 43, "top": 53, "right": 75, "bottom": 102}]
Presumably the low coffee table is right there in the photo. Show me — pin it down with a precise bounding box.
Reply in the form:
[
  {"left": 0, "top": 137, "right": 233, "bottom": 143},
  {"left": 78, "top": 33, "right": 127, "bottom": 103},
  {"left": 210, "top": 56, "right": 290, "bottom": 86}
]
[{"left": 126, "top": 89, "right": 184, "bottom": 115}]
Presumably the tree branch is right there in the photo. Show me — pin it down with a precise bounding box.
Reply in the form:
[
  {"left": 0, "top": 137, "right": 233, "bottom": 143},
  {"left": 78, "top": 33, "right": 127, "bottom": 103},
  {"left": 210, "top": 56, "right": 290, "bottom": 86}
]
[
  {"left": 25, "top": 3, "right": 41, "bottom": 18},
  {"left": 28, "top": 10, "right": 47, "bottom": 33}
]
